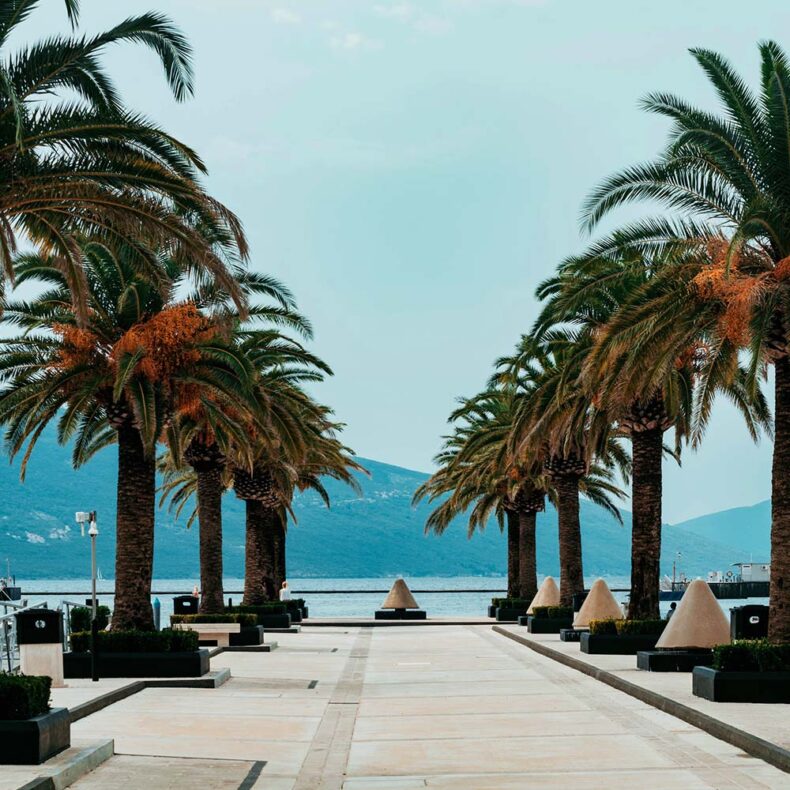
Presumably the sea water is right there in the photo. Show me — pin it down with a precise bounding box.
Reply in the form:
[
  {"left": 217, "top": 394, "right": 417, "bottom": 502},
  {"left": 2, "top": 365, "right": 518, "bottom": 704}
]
[{"left": 12, "top": 576, "right": 769, "bottom": 621}]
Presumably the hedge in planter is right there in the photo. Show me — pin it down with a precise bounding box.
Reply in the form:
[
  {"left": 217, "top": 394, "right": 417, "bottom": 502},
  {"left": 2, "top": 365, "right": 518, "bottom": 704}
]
[
  {"left": 69, "top": 605, "right": 111, "bottom": 633},
  {"left": 171, "top": 613, "right": 263, "bottom": 646},
  {"left": 692, "top": 640, "right": 790, "bottom": 702},
  {"left": 521, "top": 606, "right": 573, "bottom": 633},
  {"left": 581, "top": 619, "right": 667, "bottom": 655},
  {"left": 0, "top": 674, "right": 69, "bottom": 765},
  {"left": 226, "top": 604, "right": 292, "bottom": 629},
  {"left": 495, "top": 599, "right": 533, "bottom": 622},
  {"left": 65, "top": 629, "right": 209, "bottom": 679}
]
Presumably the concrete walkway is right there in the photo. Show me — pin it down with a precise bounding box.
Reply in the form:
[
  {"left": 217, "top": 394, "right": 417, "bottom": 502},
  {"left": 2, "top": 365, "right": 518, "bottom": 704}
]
[{"left": 66, "top": 625, "right": 788, "bottom": 789}]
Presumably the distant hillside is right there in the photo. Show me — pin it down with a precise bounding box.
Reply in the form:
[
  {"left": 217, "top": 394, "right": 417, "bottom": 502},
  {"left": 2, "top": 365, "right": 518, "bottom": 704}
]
[{"left": 0, "top": 426, "right": 767, "bottom": 580}]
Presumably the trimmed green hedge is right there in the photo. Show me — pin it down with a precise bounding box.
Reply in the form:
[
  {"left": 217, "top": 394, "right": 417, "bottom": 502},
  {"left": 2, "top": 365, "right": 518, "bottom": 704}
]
[
  {"left": 492, "top": 598, "right": 532, "bottom": 608},
  {"left": 0, "top": 674, "right": 51, "bottom": 720},
  {"left": 589, "top": 619, "right": 667, "bottom": 636},
  {"left": 170, "top": 613, "right": 256, "bottom": 627},
  {"left": 226, "top": 604, "right": 287, "bottom": 617},
  {"left": 283, "top": 598, "right": 305, "bottom": 609},
  {"left": 532, "top": 606, "right": 573, "bottom": 620},
  {"left": 71, "top": 628, "right": 199, "bottom": 654},
  {"left": 616, "top": 619, "right": 667, "bottom": 636},
  {"left": 714, "top": 640, "right": 790, "bottom": 672},
  {"left": 69, "top": 605, "right": 111, "bottom": 633},
  {"left": 589, "top": 619, "right": 618, "bottom": 635}
]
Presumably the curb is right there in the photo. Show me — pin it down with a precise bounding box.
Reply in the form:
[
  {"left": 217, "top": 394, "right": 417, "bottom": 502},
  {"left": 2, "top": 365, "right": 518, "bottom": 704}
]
[
  {"left": 16, "top": 739, "right": 114, "bottom": 790},
  {"left": 493, "top": 625, "right": 790, "bottom": 774}
]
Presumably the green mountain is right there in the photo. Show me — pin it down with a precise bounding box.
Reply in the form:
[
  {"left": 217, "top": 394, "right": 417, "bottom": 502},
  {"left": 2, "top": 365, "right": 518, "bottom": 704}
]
[{"left": 0, "top": 426, "right": 766, "bottom": 580}]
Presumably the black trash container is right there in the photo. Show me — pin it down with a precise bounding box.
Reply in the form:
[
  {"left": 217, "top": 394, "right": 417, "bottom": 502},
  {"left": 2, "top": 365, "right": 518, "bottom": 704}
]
[
  {"left": 730, "top": 604, "right": 769, "bottom": 640},
  {"left": 15, "top": 608, "right": 63, "bottom": 644},
  {"left": 572, "top": 591, "right": 589, "bottom": 613},
  {"left": 174, "top": 595, "right": 199, "bottom": 615}
]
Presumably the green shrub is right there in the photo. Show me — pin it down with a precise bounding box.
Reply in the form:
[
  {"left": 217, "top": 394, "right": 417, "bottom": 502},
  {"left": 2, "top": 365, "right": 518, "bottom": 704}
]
[
  {"left": 532, "top": 606, "right": 573, "bottom": 620},
  {"left": 170, "top": 613, "right": 256, "bottom": 627},
  {"left": 70, "top": 628, "right": 199, "bottom": 653},
  {"left": 615, "top": 619, "right": 667, "bottom": 636},
  {"left": 69, "top": 605, "right": 111, "bottom": 633},
  {"left": 589, "top": 619, "right": 618, "bottom": 635},
  {"left": 0, "top": 674, "right": 51, "bottom": 720},
  {"left": 755, "top": 642, "right": 790, "bottom": 672},
  {"left": 495, "top": 598, "right": 532, "bottom": 609},
  {"left": 713, "top": 642, "right": 761, "bottom": 672},
  {"left": 283, "top": 598, "right": 305, "bottom": 609},
  {"left": 226, "top": 604, "right": 287, "bottom": 619}
]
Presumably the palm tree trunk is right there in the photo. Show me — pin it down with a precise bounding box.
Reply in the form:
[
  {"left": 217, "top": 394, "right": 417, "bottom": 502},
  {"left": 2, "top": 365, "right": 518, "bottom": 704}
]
[
  {"left": 506, "top": 508, "right": 520, "bottom": 598},
  {"left": 112, "top": 422, "right": 155, "bottom": 630},
  {"left": 243, "top": 500, "right": 278, "bottom": 604},
  {"left": 555, "top": 474, "right": 584, "bottom": 608},
  {"left": 518, "top": 510, "right": 538, "bottom": 602},
  {"left": 770, "top": 357, "right": 790, "bottom": 642},
  {"left": 272, "top": 512, "right": 286, "bottom": 591},
  {"left": 197, "top": 467, "right": 225, "bottom": 614},
  {"left": 629, "top": 428, "right": 663, "bottom": 619}
]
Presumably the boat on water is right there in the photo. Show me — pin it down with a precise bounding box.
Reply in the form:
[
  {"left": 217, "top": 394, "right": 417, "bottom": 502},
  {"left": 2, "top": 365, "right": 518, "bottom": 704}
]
[
  {"left": 660, "top": 561, "right": 770, "bottom": 601},
  {"left": 0, "top": 559, "right": 21, "bottom": 602}
]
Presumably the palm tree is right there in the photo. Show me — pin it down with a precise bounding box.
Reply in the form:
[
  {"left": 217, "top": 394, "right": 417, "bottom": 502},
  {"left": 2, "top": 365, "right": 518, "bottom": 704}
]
[
  {"left": 580, "top": 43, "right": 790, "bottom": 638},
  {"left": 503, "top": 333, "right": 630, "bottom": 607},
  {"left": 0, "top": 245, "right": 253, "bottom": 628},
  {"left": 533, "top": 248, "right": 770, "bottom": 618},
  {"left": 0, "top": 0, "right": 247, "bottom": 310}
]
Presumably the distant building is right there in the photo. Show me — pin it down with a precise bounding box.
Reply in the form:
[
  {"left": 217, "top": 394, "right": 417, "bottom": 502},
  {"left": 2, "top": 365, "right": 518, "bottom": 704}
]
[{"left": 733, "top": 562, "right": 770, "bottom": 582}]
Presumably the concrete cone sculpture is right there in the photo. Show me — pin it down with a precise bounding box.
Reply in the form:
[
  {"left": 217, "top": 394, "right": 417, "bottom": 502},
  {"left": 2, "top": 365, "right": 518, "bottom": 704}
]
[
  {"left": 381, "top": 578, "right": 419, "bottom": 610},
  {"left": 656, "top": 580, "right": 730, "bottom": 649},
  {"left": 573, "top": 578, "right": 623, "bottom": 628},
  {"left": 527, "top": 576, "right": 560, "bottom": 614}
]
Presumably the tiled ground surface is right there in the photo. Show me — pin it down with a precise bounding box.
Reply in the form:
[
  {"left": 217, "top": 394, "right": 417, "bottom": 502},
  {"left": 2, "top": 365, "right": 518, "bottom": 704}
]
[{"left": 53, "top": 625, "right": 790, "bottom": 789}]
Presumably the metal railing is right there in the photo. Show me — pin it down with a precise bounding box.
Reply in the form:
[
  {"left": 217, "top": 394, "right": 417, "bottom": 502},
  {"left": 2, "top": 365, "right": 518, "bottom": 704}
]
[{"left": 0, "top": 599, "right": 48, "bottom": 673}]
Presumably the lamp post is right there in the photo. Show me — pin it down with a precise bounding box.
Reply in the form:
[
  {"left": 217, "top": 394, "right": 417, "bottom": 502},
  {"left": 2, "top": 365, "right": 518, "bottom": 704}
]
[{"left": 76, "top": 511, "right": 99, "bottom": 682}]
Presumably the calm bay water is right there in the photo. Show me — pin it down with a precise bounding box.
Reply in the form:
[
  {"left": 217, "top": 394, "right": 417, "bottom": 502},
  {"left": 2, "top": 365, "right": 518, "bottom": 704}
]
[{"left": 13, "top": 576, "right": 768, "bottom": 621}]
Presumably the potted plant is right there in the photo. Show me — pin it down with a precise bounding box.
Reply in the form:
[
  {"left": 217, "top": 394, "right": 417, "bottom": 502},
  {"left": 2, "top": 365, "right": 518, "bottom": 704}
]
[
  {"left": 522, "top": 606, "right": 574, "bottom": 633},
  {"left": 69, "top": 605, "right": 111, "bottom": 633},
  {"left": 64, "top": 629, "right": 209, "bottom": 678},
  {"left": 171, "top": 613, "right": 263, "bottom": 646},
  {"left": 692, "top": 641, "right": 790, "bottom": 703},
  {"left": 495, "top": 598, "right": 533, "bottom": 622},
  {"left": 580, "top": 619, "right": 667, "bottom": 655},
  {"left": 226, "top": 603, "right": 292, "bottom": 630},
  {"left": 0, "top": 674, "right": 69, "bottom": 764}
]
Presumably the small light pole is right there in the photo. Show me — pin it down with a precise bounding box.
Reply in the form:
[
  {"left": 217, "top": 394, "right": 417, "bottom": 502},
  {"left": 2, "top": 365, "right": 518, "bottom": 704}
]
[{"left": 76, "top": 511, "right": 100, "bottom": 682}]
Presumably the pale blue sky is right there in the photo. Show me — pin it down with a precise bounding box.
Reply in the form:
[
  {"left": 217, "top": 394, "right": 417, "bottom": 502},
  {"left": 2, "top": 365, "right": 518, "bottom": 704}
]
[{"left": 35, "top": 0, "right": 788, "bottom": 521}]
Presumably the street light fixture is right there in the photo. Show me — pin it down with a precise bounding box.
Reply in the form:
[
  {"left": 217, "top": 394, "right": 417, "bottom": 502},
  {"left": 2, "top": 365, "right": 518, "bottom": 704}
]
[{"left": 75, "top": 511, "right": 99, "bottom": 682}]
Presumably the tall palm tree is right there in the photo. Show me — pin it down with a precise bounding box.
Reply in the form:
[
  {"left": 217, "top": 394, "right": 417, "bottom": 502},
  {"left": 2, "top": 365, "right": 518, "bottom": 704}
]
[
  {"left": 580, "top": 42, "right": 790, "bottom": 639},
  {"left": 534, "top": 248, "right": 770, "bottom": 617},
  {"left": 0, "top": 0, "right": 247, "bottom": 310},
  {"left": 0, "top": 245, "right": 252, "bottom": 628},
  {"left": 503, "top": 333, "right": 630, "bottom": 607}
]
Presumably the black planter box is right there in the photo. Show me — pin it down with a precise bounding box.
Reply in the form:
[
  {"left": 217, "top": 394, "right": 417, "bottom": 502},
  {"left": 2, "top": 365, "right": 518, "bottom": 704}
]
[
  {"left": 522, "top": 615, "right": 573, "bottom": 633},
  {"left": 692, "top": 666, "right": 790, "bottom": 703},
  {"left": 487, "top": 604, "right": 497, "bottom": 618},
  {"left": 256, "top": 613, "right": 292, "bottom": 629},
  {"left": 64, "top": 649, "right": 210, "bottom": 678},
  {"left": 581, "top": 633, "right": 661, "bottom": 655},
  {"left": 0, "top": 707, "right": 70, "bottom": 764},
  {"left": 374, "top": 609, "right": 427, "bottom": 620},
  {"left": 560, "top": 628, "right": 583, "bottom": 642},
  {"left": 302, "top": 606, "right": 309, "bottom": 619},
  {"left": 637, "top": 649, "right": 713, "bottom": 672},
  {"left": 495, "top": 607, "right": 527, "bottom": 622},
  {"left": 285, "top": 608, "right": 302, "bottom": 623},
  {"left": 229, "top": 625, "right": 265, "bottom": 647}
]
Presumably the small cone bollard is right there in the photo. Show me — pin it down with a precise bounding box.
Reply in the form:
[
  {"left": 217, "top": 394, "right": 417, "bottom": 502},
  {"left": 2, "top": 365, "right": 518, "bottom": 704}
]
[
  {"left": 375, "top": 578, "right": 427, "bottom": 621},
  {"left": 656, "top": 580, "right": 730, "bottom": 649},
  {"left": 573, "top": 578, "right": 623, "bottom": 629},
  {"left": 527, "top": 576, "right": 560, "bottom": 614}
]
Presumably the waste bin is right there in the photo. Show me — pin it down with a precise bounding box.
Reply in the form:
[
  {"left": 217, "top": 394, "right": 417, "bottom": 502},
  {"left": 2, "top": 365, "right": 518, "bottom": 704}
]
[
  {"left": 730, "top": 605, "right": 769, "bottom": 640},
  {"left": 15, "top": 608, "right": 65, "bottom": 687},
  {"left": 174, "top": 595, "right": 199, "bottom": 615},
  {"left": 572, "top": 591, "right": 589, "bottom": 612}
]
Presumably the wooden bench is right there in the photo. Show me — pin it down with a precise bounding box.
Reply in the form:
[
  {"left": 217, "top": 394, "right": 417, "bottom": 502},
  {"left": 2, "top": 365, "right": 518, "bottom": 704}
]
[{"left": 173, "top": 622, "right": 241, "bottom": 647}]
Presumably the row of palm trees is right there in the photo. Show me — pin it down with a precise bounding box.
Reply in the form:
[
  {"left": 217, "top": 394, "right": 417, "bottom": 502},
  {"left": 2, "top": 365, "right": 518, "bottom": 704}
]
[
  {"left": 419, "top": 42, "right": 790, "bottom": 642},
  {"left": 0, "top": 1, "right": 359, "bottom": 630}
]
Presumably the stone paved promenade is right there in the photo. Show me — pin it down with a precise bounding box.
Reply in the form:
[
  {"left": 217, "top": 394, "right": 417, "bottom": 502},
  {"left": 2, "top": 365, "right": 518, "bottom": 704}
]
[{"left": 62, "top": 625, "right": 788, "bottom": 789}]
